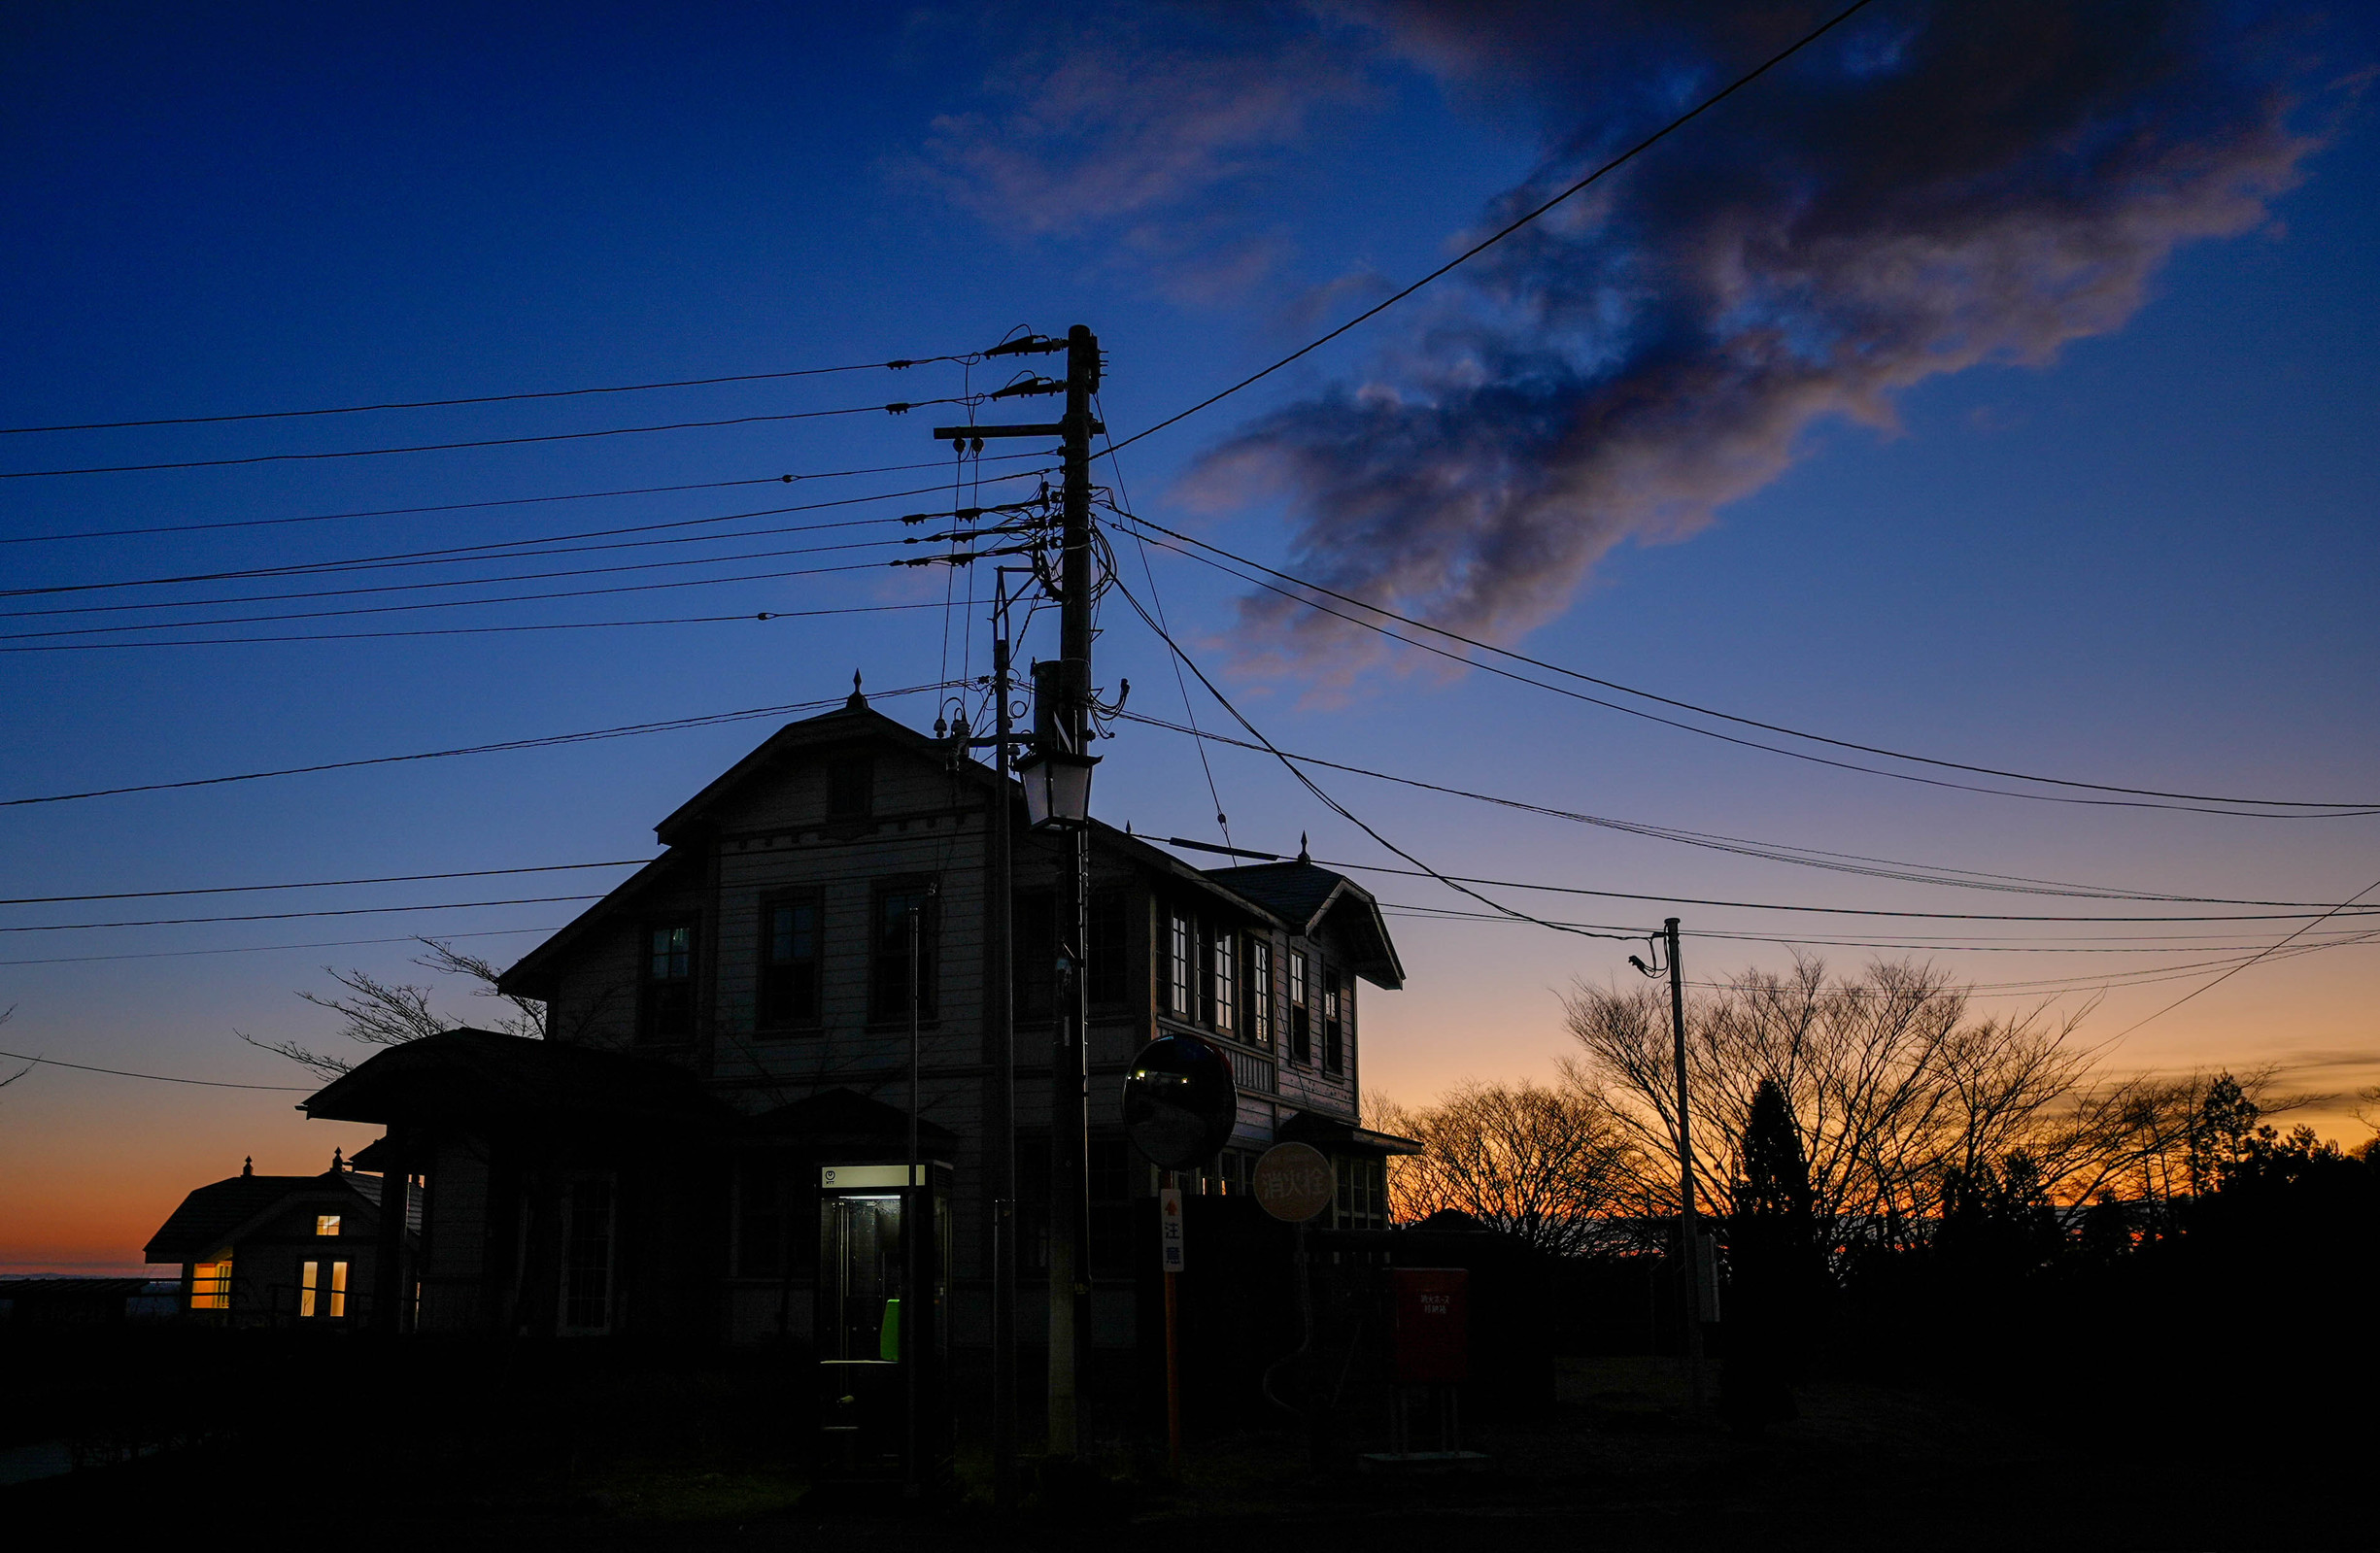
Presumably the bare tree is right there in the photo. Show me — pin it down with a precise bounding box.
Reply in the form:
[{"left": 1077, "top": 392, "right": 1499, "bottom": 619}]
[
  {"left": 1561, "top": 958, "right": 2117, "bottom": 1262},
  {"left": 239, "top": 938, "right": 547, "bottom": 1080},
  {"left": 1374, "top": 1079, "right": 1638, "bottom": 1256}
]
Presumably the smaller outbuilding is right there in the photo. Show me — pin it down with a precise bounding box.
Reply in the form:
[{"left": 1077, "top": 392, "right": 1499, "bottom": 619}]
[{"left": 143, "top": 1151, "right": 416, "bottom": 1328}]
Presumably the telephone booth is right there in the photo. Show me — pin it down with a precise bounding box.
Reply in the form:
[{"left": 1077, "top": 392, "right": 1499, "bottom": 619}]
[{"left": 816, "top": 1161, "right": 951, "bottom": 1468}]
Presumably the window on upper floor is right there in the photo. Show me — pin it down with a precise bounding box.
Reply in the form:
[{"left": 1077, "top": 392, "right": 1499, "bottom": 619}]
[
  {"left": 1245, "top": 938, "right": 1274, "bottom": 1050},
  {"left": 315, "top": 1214, "right": 341, "bottom": 1237},
  {"left": 640, "top": 920, "right": 697, "bottom": 1044},
  {"left": 758, "top": 893, "right": 823, "bottom": 1032},
  {"left": 869, "top": 879, "right": 938, "bottom": 1023},
  {"left": 1167, "top": 908, "right": 1195, "bottom": 1019},
  {"left": 1323, "top": 969, "right": 1344, "bottom": 1075},
  {"left": 1287, "top": 949, "right": 1311, "bottom": 1064},
  {"left": 1087, "top": 894, "right": 1129, "bottom": 1006},
  {"left": 1210, "top": 928, "right": 1237, "bottom": 1039},
  {"left": 827, "top": 756, "right": 873, "bottom": 819},
  {"left": 1013, "top": 889, "right": 1055, "bottom": 1022}
]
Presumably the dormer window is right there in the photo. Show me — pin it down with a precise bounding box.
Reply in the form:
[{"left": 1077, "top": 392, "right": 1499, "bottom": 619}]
[{"left": 828, "top": 757, "right": 873, "bottom": 819}]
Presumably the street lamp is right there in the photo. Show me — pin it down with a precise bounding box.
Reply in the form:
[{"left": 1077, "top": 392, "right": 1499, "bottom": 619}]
[{"left": 1016, "top": 747, "right": 1098, "bottom": 831}]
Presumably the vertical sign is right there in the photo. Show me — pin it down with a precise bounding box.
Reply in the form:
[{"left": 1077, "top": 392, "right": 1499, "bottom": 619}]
[{"left": 1159, "top": 1186, "right": 1186, "bottom": 1271}]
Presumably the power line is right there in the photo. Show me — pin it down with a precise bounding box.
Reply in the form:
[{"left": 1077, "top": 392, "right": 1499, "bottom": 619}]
[
  {"left": 0, "top": 1048, "right": 313, "bottom": 1092},
  {"left": 0, "top": 925, "right": 558, "bottom": 968},
  {"left": 1, "top": 354, "right": 976, "bottom": 435},
  {"left": 0, "top": 678, "right": 962, "bottom": 806},
  {"left": 0, "top": 556, "right": 902, "bottom": 647},
  {"left": 1, "top": 466, "right": 1051, "bottom": 601},
  {"left": 1312, "top": 858, "right": 2380, "bottom": 925},
  {"left": 1, "top": 398, "right": 974, "bottom": 480},
  {"left": 2109, "top": 872, "right": 2380, "bottom": 1038},
  {"left": 0, "top": 534, "right": 916, "bottom": 636},
  {"left": 0, "top": 858, "right": 649, "bottom": 906},
  {"left": 1117, "top": 710, "right": 2350, "bottom": 908},
  {"left": 1113, "top": 512, "right": 2380, "bottom": 818},
  {"left": 1, "top": 895, "right": 606, "bottom": 933},
  {"left": 1106, "top": 0, "right": 1880, "bottom": 456},
  {"left": 0, "top": 452, "right": 1051, "bottom": 547},
  {"left": 1110, "top": 574, "right": 1637, "bottom": 945},
  {"left": 0, "top": 600, "right": 950, "bottom": 653},
  {"left": 1096, "top": 396, "right": 1231, "bottom": 850}
]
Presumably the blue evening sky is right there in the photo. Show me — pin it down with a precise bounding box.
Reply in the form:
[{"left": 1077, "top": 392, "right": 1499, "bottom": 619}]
[{"left": 2, "top": 2, "right": 2374, "bottom": 1268}]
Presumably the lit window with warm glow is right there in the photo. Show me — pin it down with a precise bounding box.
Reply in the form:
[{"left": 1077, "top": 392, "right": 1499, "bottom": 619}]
[
  {"left": 316, "top": 1214, "right": 341, "bottom": 1237},
  {"left": 299, "top": 1259, "right": 349, "bottom": 1318},
  {"left": 191, "top": 1255, "right": 232, "bottom": 1310}
]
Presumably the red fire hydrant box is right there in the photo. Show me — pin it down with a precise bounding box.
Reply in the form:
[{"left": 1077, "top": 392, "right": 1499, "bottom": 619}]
[{"left": 1390, "top": 1267, "right": 1470, "bottom": 1384}]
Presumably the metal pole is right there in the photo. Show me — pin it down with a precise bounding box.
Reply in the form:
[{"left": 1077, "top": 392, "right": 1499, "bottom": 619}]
[
  {"left": 1046, "top": 322, "right": 1098, "bottom": 1458},
  {"left": 989, "top": 584, "right": 1019, "bottom": 1508},
  {"left": 1162, "top": 1169, "right": 1182, "bottom": 1477},
  {"left": 1666, "top": 917, "right": 1706, "bottom": 1416},
  {"left": 905, "top": 900, "right": 922, "bottom": 1493}
]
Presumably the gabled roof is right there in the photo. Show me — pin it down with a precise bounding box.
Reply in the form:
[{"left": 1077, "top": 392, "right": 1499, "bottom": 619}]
[
  {"left": 1198, "top": 861, "right": 1406, "bottom": 989},
  {"left": 144, "top": 1169, "right": 388, "bottom": 1264},
  {"left": 498, "top": 848, "right": 694, "bottom": 1000},
  {"left": 654, "top": 693, "right": 989, "bottom": 846},
  {"left": 301, "top": 1027, "right": 725, "bottom": 1133}
]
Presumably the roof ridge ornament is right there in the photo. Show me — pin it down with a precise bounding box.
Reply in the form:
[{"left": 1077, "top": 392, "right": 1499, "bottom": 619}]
[
  {"left": 242, "top": 1155, "right": 253, "bottom": 1177},
  {"left": 1297, "top": 831, "right": 1310, "bottom": 864},
  {"left": 845, "top": 670, "right": 867, "bottom": 711}
]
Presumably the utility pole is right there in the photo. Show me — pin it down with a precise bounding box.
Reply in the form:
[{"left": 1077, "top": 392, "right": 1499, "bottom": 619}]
[
  {"left": 987, "top": 575, "right": 1018, "bottom": 1507},
  {"left": 935, "top": 325, "right": 1105, "bottom": 1465},
  {"left": 1665, "top": 917, "right": 1707, "bottom": 1416},
  {"left": 1047, "top": 323, "right": 1100, "bottom": 1458}
]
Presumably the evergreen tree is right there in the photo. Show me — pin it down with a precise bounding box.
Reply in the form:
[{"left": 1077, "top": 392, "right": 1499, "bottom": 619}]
[{"left": 1724, "top": 1078, "right": 1822, "bottom": 1431}]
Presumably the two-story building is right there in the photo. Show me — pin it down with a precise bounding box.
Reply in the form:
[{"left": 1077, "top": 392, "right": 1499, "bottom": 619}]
[{"left": 301, "top": 683, "right": 1411, "bottom": 1365}]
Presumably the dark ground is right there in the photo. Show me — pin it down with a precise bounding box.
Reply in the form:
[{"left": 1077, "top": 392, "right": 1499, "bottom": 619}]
[{"left": 6, "top": 1334, "right": 2369, "bottom": 1551}]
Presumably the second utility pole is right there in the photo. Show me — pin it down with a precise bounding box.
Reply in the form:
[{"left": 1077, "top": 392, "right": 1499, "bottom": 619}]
[
  {"left": 1664, "top": 916, "right": 1707, "bottom": 1416},
  {"left": 1046, "top": 323, "right": 1100, "bottom": 1458}
]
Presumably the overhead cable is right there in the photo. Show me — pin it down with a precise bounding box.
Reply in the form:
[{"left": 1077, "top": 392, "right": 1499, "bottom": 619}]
[
  {"left": 1114, "top": 512, "right": 2378, "bottom": 818},
  {"left": 1111, "top": 575, "right": 1638, "bottom": 944},
  {"left": 1313, "top": 858, "right": 2380, "bottom": 925},
  {"left": 1, "top": 397, "right": 975, "bottom": 480},
  {"left": 1, "top": 466, "right": 1049, "bottom": 600},
  {"left": 0, "top": 925, "right": 558, "bottom": 968},
  {"left": 0, "top": 679, "right": 963, "bottom": 806},
  {"left": 0, "top": 600, "right": 949, "bottom": 652},
  {"left": 0, "top": 1048, "right": 313, "bottom": 1092},
  {"left": 1118, "top": 710, "right": 2349, "bottom": 908},
  {"left": 1106, "top": 0, "right": 1880, "bottom": 456},
  {"left": 0, "top": 452, "right": 1051, "bottom": 547}
]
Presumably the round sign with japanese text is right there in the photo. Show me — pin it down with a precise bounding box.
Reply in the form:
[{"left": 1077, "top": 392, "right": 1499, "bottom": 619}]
[{"left": 1253, "top": 1142, "right": 1336, "bottom": 1224}]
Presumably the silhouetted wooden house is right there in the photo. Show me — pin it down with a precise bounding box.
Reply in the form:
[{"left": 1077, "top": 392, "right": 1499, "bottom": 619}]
[
  {"left": 299, "top": 685, "right": 1411, "bottom": 1360},
  {"left": 143, "top": 1152, "right": 417, "bottom": 1327}
]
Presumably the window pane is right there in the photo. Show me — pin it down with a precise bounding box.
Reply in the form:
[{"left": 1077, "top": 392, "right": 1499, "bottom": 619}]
[
  {"left": 316, "top": 1214, "right": 340, "bottom": 1237},
  {"left": 871, "top": 885, "right": 937, "bottom": 1022},
  {"left": 1212, "top": 931, "right": 1236, "bottom": 1035},
  {"left": 760, "top": 897, "right": 821, "bottom": 1029},
  {"left": 329, "top": 1261, "right": 348, "bottom": 1318},
  {"left": 1248, "top": 941, "right": 1273, "bottom": 1048},
  {"left": 300, "top": 1261, "right": 319, "bottom": 1319}
]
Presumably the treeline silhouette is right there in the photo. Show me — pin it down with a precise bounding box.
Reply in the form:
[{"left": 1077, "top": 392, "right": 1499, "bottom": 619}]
[{"left": 1382, "top": 961, "right": 2379, "bottom": 1436}]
